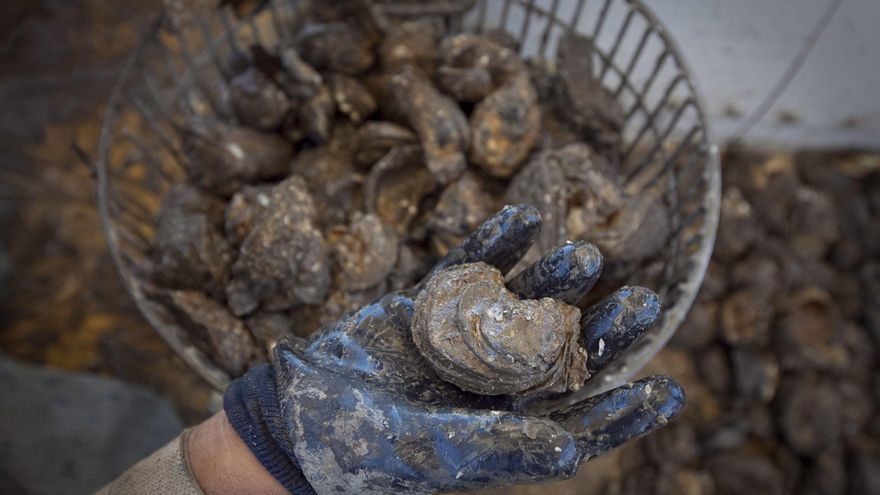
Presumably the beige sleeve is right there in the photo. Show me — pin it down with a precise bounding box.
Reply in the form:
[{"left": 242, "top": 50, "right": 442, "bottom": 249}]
[{"left": 95, "top": 429, "right": 204, "bottom": 495}]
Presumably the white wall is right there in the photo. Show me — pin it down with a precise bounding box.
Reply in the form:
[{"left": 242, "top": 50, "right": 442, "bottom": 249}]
[{"left": 649, "top": 0, "right": 880, "bottom": 149}]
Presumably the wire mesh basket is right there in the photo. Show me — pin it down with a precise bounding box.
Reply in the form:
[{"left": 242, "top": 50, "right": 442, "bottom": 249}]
[{"left": 96, "top": 0, "right": 720, "bottom": 398}]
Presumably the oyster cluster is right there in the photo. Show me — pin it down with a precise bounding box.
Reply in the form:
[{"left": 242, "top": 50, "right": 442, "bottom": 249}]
[{"left": 146, "top": 3, "right": 666, "bottom": 374}]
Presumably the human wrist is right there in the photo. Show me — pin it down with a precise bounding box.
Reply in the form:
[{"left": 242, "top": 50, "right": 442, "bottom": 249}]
[{"left": 187, "top": 412, "right": 288, "bottom": 495}]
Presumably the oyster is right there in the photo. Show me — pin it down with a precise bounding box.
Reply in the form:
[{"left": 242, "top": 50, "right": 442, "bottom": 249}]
[
  {"left": 290, "top": 126, "right": 362, "bottom": 227},
  {"left": 412, "top": 262, "right": 588, "bottom": 396},
  {"left": 436, "top": 34, "right": 540, "bottom": 177},
  {"left": 228, "top": 66, "right": 291, "bottom": 130},
  {"left": 555, "top": 31, "right": 625, "bottom": 147},
  {"left": 274, "top": 46, "right": 323, "bottom": 99},
  {"left": 329, "top": 73, "right": 377, "bottom": 124},
  {"left": 469, "top": 72, "right": 541, "bottom": 178},
  {"left": 157, "top": 288, "right": 260, "bottom": 376},
  {"left": 507, "top": 142, "right": 665, "bottom": 264},
  {"left": 352, "top": 121, "right": 418, "bottom": 168},
  {"left": 380, "top": 66, "right": 470, "bottom": 184},
  {"left": 437, "top": 33, "right": 524, "bottom": 103},
  {"left": 328, "top": 212, "right": 399, "bottom": 290},
  {"left": 149, "top": 184, "right": 232, "bottom": 298},
  {"left": 181, "top": 116, "right": 292, "bottom": 196},
  {"left": 505, "top": 144, "right": 581, "bottom": 262},
  {"left": 365, "top": 145, "right": 437, "bottom": 235},
  {"left": 379, "top": 20, "right": 441, "bottom": 74},
  {"left": 225, "top": 176, "right": 331, "bottom": 316},
  {"left": 389, "top": 243, "right": 434, "bottom": 291},
  {"left": 295, "top": 22, "right": 377, "bottom": 76},
  {"left": 224, "top": 184, "right": 273, "bottom": 247},
  {"left": 287, "top": 83, "right": 335, "bottom": 144},
  {"left": 428, "top": 172, "right": 495, "bottom": 256}
]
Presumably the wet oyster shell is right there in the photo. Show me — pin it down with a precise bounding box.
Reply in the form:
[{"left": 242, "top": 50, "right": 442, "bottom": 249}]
[{"left": 412, "top": 262, "right": 588, "bottom": 396}]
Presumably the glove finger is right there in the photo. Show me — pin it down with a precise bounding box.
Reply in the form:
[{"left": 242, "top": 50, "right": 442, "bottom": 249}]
[
  {"left": 425, "top": 204, "right": 542, "bottom": 281},
  {"left": 447, "top": 411, "right": 580, "bottom": 486},
  {"left": 549, "top": 375, "right": 685, "bottom": 459},
  {"left": 506, "top": 241, "right": 602, "bottom": 306},
  {"left": 580, "top": 286, "right": 660, "bottom": 374}
]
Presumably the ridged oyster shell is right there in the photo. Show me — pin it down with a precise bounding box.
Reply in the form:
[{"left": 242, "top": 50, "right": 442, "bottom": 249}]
[{"left": 412, "top": 262, "right": 588, "bottom": 396}]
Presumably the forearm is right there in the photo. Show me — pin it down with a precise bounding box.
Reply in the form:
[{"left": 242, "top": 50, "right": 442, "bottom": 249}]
[{"left": 96, "top": 412, "right": 286, "bottom": 495}]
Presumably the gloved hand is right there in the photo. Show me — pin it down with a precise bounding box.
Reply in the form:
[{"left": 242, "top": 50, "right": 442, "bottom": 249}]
[{"left": 224, "top": 205, "right": 685, "bottom": 495}]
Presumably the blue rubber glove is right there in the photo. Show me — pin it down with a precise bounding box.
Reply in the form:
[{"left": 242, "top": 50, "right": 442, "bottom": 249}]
[{"left": 224, "top": 205, "right": 684, "bottom": 494}]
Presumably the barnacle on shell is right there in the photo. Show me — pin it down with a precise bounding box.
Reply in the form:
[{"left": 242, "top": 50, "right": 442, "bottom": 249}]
[{"left": 412, "top": 262, "right": 588, "bottom": 396}]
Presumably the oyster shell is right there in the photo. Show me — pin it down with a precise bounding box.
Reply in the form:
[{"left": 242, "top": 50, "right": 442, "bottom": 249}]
[
  {"left": 555, "top": 31, "right": 624, "bottom": 147},
  {"left": 329, "top": 73, "right": 377, "bottom": 124},
  {"left": 412, "top": 262, "right": 588, "bottom": 396},
  {"left": 287, "top": 83, "right": 335, "bottom": 144},
  {"left": 181, "top": 116, "right": 292, "bottom": 196},
  {"left": 353, "top": 121, "right": 418, "bottom": 168},
  {"left": 156, "top": 288, "right": 260, "bottom": 376},
  {"left": 290, "top": 126, "right": 362, "bottom": 227},
  {"left": 380, "top": 66, "right": 470, "bottom": 184},
  {"left": 365, "top": 145, "right": 438, "bottom": 235},
  {"left": 224, "top": 184, "right": 273, "bottom": 247},
  {"left": 295, "top": 22, "right": 377, "bottom": 76},
  {"left": 149, "top": 184, "right": 232, "bottom": 298},
  {"left": 428, "top": 172, "right": 495, "bottom": 256},
  {"left": 469, "top": 72, "right": 541, "bottom": 178},
  {"left": 379, "top": 20, "right": 441, "bottom": 74},
  {"left": 228, "top": 66, "right": 291, "bottom": 130},
  {"left": 225, "top": 176, "right": 331, "bottom": 316},
  {"left": 329, "top": 212, "right": 399, "bottom": 290},
  {"left": 437, "top": 33, "right": 524, "bottom": 102}
]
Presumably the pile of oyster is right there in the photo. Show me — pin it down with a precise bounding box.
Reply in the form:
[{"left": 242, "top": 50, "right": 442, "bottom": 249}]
[
  {"left": 147, "top": 3, "right": 668, "bottom": 375},
  {"left": 566, "top": 151, "right": 880, "bottom": 495}
]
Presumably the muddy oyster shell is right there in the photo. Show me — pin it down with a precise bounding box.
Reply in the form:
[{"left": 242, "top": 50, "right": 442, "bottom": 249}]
[
  {"left": 225, "top": 176, "right": 331, "bottom": 316},
  {"left": 156, "top": 288, "right": 260, "bottom": 376},
  {"left": 149, "top": 184, "right": 232, "bottom": 298},
  {"left": 365, "top": 145, "right": 438, "bottom": 235},
  {"left": 329, "top": 212, "right": 399, "bottom": 290},
  {"left": 379, "top": 66, "right": 470, "bottom": 184},
  {"left": 412, "top": 262, "right": 588, "bottom": 396},
  {"left": 469, "top": 72, "right": 541, "bottom": 178}
]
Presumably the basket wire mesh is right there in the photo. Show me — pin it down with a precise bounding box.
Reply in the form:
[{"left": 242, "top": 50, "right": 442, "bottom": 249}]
[{"left": 96, "top": 0, "right": 721, "bottom": 400}]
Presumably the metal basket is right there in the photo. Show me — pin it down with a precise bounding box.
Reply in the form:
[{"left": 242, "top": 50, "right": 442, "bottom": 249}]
[{"left": 96, "top": 0, "right": 721, "bottom": 398}]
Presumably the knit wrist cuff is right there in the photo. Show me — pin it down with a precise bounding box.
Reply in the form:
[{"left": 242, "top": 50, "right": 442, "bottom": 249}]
[{"left": 223, "top": 364, "right": 315, "bottom": 494}]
